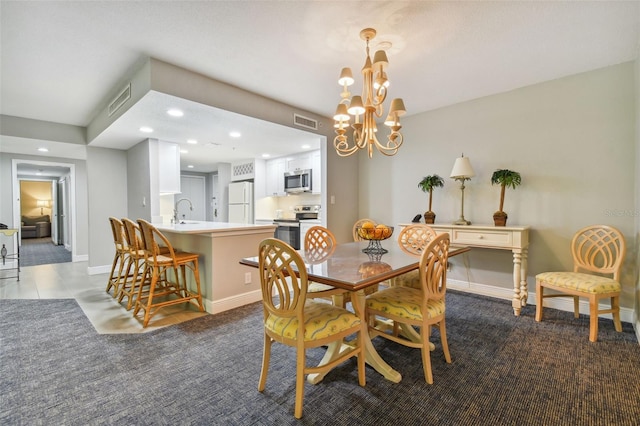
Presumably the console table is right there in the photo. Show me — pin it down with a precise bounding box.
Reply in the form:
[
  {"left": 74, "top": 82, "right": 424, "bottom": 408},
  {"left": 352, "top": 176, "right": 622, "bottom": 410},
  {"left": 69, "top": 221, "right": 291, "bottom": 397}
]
[
  {"left": 400, "top": 223, "right": 530, "bottom": 316},
  {"left": 0, "top": 228, "right": 20, "bottom": 281}
]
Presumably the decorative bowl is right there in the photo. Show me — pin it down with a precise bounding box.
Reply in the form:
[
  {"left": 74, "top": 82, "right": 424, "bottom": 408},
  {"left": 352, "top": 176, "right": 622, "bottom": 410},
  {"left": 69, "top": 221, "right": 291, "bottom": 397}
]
[
  {"left": 356, "top": 225, "right": 394, "bottom": 241},
  {"left": 357, "top": 225, "right": 394, "bottom": 254}
]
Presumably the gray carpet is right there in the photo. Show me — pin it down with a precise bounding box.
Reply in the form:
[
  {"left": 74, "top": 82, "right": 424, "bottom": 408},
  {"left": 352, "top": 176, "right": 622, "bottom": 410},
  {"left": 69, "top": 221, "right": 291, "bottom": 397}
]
[
  {"left": 1, "top": 291, "right": 639, "bottom": 425},
  {"left": 19, "top": 237, "right": 71, "bottom": 266}
]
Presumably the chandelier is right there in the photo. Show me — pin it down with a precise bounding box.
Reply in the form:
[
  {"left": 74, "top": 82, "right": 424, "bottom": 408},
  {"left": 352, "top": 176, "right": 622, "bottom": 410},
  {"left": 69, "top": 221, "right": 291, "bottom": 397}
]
[{"left": 333, "top": 28, "right": 406, "bottom": 158}]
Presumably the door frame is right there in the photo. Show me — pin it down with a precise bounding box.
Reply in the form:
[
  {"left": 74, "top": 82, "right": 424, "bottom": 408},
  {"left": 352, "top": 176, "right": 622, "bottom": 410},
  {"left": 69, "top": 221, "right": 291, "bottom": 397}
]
[{"left": 11, "top": 159, "right": 77, "bottom": 260}]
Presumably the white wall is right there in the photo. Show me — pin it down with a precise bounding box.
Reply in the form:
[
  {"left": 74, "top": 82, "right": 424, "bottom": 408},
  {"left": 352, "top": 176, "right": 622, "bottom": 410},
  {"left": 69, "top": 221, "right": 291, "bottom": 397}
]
[
  {"left": 86, "top": 147, "right": 128, "bottom": 269},
  {"left": 360, "top": 62, "right": 637, "bottom": 310}
]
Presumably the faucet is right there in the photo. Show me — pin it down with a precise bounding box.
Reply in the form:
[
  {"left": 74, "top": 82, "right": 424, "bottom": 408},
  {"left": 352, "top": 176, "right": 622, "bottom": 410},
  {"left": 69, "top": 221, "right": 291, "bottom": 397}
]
[{"left": 174, "top": 198, "right": 193, "bottom": 223}]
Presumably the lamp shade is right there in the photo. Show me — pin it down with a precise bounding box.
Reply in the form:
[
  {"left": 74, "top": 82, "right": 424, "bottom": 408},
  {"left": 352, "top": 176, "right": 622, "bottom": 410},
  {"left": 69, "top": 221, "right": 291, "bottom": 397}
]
[
  {"left": 338, "top": 67, "right": 354, "bottom": 86},
  {"left": 37, "top": 200, "right": 49, "bottom": 208},
  {"left": 450, "top": 156, "right": 475, "bottom": 179}
]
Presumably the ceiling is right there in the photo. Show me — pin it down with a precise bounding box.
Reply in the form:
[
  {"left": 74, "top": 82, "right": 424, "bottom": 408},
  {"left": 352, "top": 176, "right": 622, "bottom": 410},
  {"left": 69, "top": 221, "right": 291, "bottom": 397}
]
[{"left": 1, "top": 1, "right": 639, "bottom": 174}]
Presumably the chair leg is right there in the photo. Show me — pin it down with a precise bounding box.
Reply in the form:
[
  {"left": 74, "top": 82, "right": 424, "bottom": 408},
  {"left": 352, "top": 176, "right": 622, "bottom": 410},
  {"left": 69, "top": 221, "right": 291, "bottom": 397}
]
[
  {"left": 439, "top": 319, "right": 451, "bottom": 364},
  {"left": 535, "top": 281, "right": 543, "bottom": 322},
  {"left": 588, "top": 295, "right": 599, "bottom": 343},
  {"left": 420, "top": 324, "right": 433, "bottom": 384},
  {"left": 611, "top": 296, "right": 622, "bottom": 332},
  {"left": 258, "top": 333, "right": 272, "bottom": 392},
  {"left": 106, "top": 253, "right": 119, "bottom": 293},
  {"left": 573, "top": 296, "right": 580, "bottom": 319},
  {"left": 294, "top": 346, "right": 306, "bottom": 419}
]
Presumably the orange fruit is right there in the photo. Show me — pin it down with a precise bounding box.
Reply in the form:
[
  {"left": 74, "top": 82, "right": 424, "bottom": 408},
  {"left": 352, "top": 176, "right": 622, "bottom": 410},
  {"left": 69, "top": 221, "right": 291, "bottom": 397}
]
[{"left": 361, "top": 221, "right": 375, "bottom": 229}]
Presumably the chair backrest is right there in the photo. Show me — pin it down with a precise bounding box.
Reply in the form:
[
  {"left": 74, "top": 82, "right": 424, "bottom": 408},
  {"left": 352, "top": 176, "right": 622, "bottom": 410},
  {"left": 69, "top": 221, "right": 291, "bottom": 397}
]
[
  {"left": 303, "top": 226, "right": 336, "bottom": 264},
  {"left": 137, "top": 219, "right": 176, "bottom": 262},
  {"left": 121, "top": 218, "right": 143, "bottom": 252},
  {"left": 397, "top": 224, "right": 437, "bottom": 257},
  {"left": 353, "top": 218, "right": 376, "bottom": 241},
  {"left": 571, "top": 225, "right": 626, "bottom": 280},
  {"left": 108, "top": 217, "right": 127, "bottom": 249},
  {"left": 419, "top": 233, "right": 450, "bottom": 301},
  {"left": 304, "top": 226, "right": 336, "bottom": 251},
  {"left": 259, "top": 238, "right": 308, "bottom": 323}
]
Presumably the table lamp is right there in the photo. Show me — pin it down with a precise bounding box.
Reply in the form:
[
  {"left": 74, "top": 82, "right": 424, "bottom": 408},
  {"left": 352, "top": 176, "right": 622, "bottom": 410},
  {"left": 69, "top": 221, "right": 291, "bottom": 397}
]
[
  {"left": 37, "top": 200, "right": 49, "bottom": 215},
  {"left": 450, "top": 154, "right": 475, "bottom": 225}
]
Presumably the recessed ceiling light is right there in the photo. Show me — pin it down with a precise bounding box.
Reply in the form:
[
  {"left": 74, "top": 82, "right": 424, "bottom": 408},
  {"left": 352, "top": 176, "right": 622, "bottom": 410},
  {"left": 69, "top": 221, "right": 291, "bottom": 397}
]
[
  {"left": 140, "top": 126, "right": 153, "bottom": 133},
  {"left": 167, "top": 109, "right": 184, "bottom": 117},
  {"left": 302, "top": 144, "right": 311, "bottom": 149},
  {"left": 38, "top": 147, "right": 49, "bottom": 152},
  {"left": 262, "top": 153, "right": 270, "bottom": 158},
  {"left": 187, "top": 139, "right": 198, "bottom": 144},
  {"left": 187, "top": 165, "right": 194, "bottom": 169},
  {"left": 229, "top": 131, "right": 241, "bottom": 138},
  {"left": 180, "top": 149, "right": 188, "bottom": 154},
  {"left": 36, "top": 172, "right": 42, "bottom": 176}
]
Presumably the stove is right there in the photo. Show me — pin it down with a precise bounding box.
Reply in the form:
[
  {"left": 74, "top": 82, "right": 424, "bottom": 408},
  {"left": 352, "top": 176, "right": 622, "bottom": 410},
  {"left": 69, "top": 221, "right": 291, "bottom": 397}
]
[{"left": 273, "top": 205, "right": 320, "bottom": 249}]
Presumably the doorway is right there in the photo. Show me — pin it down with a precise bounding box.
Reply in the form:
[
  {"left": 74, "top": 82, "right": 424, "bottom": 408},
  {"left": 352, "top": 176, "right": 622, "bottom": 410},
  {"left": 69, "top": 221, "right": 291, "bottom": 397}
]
[{"left": 12, "top": 159, "right": 76, "bottom": 265}]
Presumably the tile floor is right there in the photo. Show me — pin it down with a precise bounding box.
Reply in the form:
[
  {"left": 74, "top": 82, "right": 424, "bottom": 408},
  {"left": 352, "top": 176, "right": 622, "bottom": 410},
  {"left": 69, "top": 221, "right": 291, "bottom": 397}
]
[{"left": 0, "top": 261, "right": 207, "bottom": 334}]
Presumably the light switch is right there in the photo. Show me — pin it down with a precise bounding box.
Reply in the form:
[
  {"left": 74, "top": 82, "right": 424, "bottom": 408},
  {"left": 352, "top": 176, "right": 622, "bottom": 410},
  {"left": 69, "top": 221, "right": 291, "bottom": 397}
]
[{"left": 330, "top": 195, "right": 335, "bottom": 205}]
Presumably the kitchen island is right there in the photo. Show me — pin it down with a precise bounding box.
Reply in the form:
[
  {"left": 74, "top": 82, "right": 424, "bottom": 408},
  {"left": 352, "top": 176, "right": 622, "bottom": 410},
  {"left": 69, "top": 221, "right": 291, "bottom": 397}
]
[{"left": 155, "top": 221, "right": 276, "bottom": 314}]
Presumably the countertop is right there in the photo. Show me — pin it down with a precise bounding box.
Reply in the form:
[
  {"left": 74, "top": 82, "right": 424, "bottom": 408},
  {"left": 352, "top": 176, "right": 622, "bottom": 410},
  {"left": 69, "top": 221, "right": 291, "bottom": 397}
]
[{"left": 155, "top": 221, "right": 277, "bottom": 234}]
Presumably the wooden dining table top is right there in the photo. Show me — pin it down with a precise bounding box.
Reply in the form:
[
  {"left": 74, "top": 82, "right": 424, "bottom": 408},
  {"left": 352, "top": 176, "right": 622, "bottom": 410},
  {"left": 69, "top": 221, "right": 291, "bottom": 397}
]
[{"left": 240, "top": 240, "right": 470, "bottom": 292}]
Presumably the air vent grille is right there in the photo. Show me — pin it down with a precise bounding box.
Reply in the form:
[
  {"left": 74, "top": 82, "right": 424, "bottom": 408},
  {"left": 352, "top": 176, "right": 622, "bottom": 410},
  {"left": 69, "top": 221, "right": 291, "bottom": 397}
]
[
  {"left": 293, "top": 113, "right": 318, "bottom": 131},
  {"left": 233, "top": 162, "right": 254, "bottom": 177},
  {"left": 108, "top": 83, "right": 131, "bottom": 117}
]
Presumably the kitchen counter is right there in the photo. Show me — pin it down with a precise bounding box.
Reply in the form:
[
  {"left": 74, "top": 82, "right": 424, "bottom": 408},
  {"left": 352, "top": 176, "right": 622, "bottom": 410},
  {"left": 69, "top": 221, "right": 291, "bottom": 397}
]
[
  {"left": 156, "top": 221, "right": 276, "bottom": 235},
  {"left": 156, "top": 221, "right": 276, "bottom": 314}
]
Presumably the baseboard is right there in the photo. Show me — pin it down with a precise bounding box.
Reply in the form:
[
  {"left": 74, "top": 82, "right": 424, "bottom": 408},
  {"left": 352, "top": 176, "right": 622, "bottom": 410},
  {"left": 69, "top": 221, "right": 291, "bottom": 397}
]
[
  {"left": 87, "top": 264, "right": 111, "bottom": 275},
  {"left": 73, "top": 254, "right": 88, "bottom": 262},
  {"left": 204, "top": 290, "right": 262, "bottom": 315},
  {"left": 447, "top": 279, "right": 636, "bottom": 325}
]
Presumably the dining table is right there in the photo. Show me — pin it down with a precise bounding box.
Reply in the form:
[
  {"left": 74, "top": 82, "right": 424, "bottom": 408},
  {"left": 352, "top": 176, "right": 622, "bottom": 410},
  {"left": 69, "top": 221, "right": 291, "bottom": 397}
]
[{"left": 240, "top": 239, "right": 470, "bottom": 384}]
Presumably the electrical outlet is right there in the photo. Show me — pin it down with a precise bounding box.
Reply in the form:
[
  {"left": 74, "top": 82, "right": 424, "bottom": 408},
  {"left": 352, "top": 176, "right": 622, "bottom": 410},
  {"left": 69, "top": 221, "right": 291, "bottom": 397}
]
[{"left": 244, "top": 272, "right": 252, "bottom": 285}]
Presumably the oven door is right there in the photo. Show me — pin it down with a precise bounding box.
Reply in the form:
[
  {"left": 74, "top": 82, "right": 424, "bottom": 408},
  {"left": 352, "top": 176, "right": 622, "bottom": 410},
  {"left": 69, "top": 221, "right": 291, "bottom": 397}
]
[{"left": 274, "top": 222, "right": 300, "bottom": 250}]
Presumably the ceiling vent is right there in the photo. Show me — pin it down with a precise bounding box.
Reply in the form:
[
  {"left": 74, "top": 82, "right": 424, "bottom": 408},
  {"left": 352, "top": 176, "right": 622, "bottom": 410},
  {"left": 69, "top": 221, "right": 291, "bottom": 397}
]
[
  {"left": 108, "top": 83, "right": 131, "bottom": 117},
  {"left": 293, "top": 113, "right": 318, "bottom": 131}
]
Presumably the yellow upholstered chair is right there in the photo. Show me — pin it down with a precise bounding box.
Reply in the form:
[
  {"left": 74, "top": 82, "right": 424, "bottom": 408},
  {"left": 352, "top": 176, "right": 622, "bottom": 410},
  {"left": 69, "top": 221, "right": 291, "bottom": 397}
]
[
  {"left": 106, "top": 217, "right": 130, "bottom": 297},
  {"left": 390, "top": 224, "right": 438, "bottom": 289},
  {"left": 366, "top": 233, "right": 452, "bottom": 384},
  {"left": 303, "top": 226, "right": 348, "bottom": 307},
  {"left": 535, "top": 225, "right": 626, "bottom": 342},
  {"left": 133, "top": 219, "right": 205, "bottom": 327},
  {"left": 257, "top": 238, "right": 365, "bottom": 419},
  {"left": 353, "top": 218, "right": 376, "bottom": 241}
]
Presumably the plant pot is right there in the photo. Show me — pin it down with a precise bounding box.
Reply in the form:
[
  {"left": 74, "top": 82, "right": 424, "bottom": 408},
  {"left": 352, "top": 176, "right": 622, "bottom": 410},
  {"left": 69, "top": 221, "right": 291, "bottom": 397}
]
[
  {"left": 424, "top": 211, "right": 436, "bottom": 224},
  {"left": 493, "top": 211, "right": 508, "bottom": 227}
]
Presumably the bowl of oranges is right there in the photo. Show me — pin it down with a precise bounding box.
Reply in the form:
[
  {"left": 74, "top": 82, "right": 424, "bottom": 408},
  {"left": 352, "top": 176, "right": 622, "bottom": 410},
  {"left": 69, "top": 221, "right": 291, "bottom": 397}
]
[
  {"left": 357, "top": 222, "right": 394, "bottom": 254},
  {"left": 356, "top": 222, "right": 393, "bottom": 241}
]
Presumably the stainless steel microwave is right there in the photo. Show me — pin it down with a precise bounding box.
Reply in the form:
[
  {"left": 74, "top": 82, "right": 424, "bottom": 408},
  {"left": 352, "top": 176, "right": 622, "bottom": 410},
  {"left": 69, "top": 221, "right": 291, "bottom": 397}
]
[{"left": 284, "top": 169, "right": 312, "bottom": 193}]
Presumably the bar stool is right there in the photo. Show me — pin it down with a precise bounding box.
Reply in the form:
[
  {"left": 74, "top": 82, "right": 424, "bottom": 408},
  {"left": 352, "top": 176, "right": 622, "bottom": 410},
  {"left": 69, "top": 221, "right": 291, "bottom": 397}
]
[
  {"left": 106, "top": 217, "right": 130, "bottom": 297},
  {"left": 134, "top": 219, "right": 205, "bottom": 327},
  {"left": 116, "top": 218, "right": 149, "bottom": 310}
]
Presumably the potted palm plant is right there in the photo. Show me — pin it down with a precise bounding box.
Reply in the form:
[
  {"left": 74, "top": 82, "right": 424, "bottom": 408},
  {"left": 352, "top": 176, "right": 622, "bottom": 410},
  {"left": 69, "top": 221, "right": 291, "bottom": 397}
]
[
  {"left": 418, "top": 174, "right": 444, "bottom": 224},
  {"left": 491, "top": 169, "right": 522, "bottom": 226}
]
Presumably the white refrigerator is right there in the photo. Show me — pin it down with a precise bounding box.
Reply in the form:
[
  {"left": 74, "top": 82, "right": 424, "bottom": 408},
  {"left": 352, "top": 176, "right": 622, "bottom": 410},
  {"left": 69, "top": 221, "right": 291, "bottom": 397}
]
[{"left": 228, "top": 181, "right": 254, "bottom": 224}]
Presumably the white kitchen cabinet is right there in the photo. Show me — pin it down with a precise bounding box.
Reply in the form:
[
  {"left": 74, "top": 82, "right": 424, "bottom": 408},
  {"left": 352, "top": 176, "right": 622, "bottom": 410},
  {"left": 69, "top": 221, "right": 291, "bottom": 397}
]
[
  {"left": 286, "top": 153, "right": 311, "bottom": 172},
  {"left": 265, "top": 157, "right": 286, "bottom": 196},
  {"left": 158, "top": 141, "right": 181, "bottom": 194},
  {"left": 311, "top": 150, "right": 321, "bottom": 194}
]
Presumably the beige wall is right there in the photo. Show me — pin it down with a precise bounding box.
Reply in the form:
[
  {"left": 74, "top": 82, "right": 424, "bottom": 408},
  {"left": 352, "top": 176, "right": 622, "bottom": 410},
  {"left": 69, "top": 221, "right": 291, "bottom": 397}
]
[
  {"left": 20, "top": 181, "right": 52, "bottom": 217},
  {"left": 359, "top": 62, "right": 637, "bottom": 310}
]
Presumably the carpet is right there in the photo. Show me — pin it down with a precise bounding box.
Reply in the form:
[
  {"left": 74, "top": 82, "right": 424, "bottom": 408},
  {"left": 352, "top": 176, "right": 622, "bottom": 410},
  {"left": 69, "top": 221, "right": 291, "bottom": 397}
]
[
  {"left": 1, "top": 291, "right": 639, "bottom": 425},
  {"left": 19, "top": 238, "right": 71, "bottom": 267}
]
